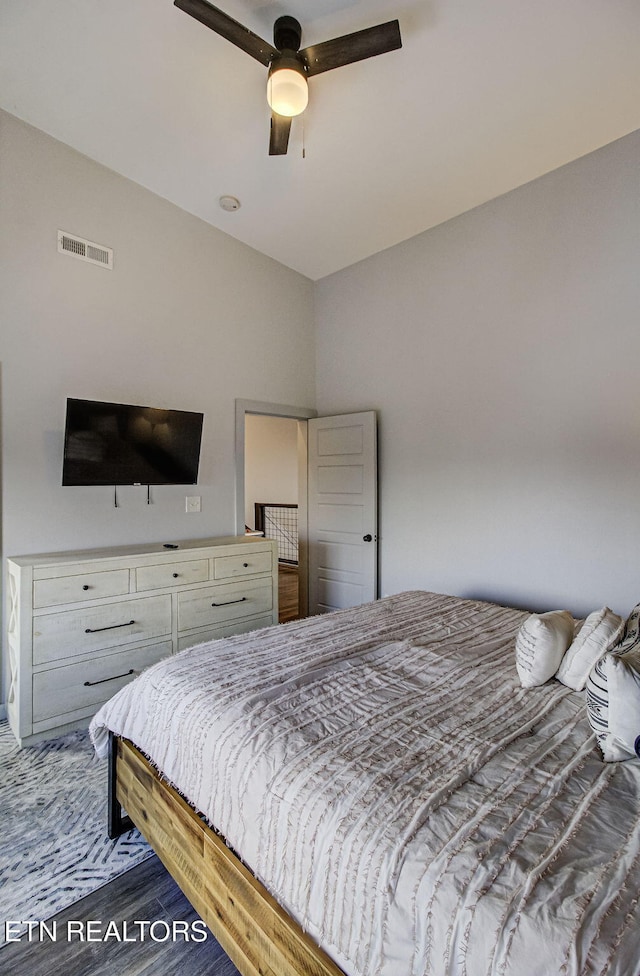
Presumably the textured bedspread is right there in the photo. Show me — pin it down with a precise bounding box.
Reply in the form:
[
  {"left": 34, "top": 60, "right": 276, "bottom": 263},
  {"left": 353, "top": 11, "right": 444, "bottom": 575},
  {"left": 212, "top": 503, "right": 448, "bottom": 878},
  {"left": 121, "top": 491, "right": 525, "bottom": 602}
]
[{"left": 90, "top": 591, "right": 640, "bottom": 976}]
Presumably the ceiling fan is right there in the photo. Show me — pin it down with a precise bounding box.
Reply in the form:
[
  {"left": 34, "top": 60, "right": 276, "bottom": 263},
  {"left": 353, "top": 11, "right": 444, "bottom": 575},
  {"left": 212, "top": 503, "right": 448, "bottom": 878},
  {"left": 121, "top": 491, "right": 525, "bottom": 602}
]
[{"left": 174, "top": 0, "right": 402, "bottom": 155}]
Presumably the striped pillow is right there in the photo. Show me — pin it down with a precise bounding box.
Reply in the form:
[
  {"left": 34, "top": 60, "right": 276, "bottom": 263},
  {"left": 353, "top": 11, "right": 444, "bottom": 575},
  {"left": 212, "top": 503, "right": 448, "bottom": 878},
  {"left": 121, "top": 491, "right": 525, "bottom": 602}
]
[
  {"left": 586, "top": 651, "right": 640, "bottom": 761},
  {"left": 610, "top": 601, "right": 640, "bottom": 655}
]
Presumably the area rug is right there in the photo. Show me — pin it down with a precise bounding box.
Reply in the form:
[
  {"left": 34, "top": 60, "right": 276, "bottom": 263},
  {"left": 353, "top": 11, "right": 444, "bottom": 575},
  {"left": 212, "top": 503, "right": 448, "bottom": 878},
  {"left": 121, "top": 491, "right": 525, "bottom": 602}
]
[{"left": 0, "top": 719, "right": 152, "bottom": 946}]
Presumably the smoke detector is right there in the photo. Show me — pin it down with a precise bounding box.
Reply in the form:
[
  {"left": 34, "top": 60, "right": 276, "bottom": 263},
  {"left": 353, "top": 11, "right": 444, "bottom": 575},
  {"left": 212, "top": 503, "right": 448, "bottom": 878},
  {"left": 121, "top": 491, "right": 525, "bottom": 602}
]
[{"left": 219, "top": 195, "right": 241, "bottom": 212}]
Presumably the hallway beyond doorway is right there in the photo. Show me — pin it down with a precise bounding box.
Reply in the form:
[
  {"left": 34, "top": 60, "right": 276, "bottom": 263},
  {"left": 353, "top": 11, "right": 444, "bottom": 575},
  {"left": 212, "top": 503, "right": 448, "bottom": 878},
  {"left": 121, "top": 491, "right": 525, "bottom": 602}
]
[{"left": 279, "top": 564, "right": 299, "bottom": 623}]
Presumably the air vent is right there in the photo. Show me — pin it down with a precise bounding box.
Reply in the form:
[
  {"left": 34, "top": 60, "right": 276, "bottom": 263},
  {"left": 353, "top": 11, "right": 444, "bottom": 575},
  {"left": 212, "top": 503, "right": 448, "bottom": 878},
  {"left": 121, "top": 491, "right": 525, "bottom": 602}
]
[{"left": 57, "top": 231, "right": 113, "bottom": 270}]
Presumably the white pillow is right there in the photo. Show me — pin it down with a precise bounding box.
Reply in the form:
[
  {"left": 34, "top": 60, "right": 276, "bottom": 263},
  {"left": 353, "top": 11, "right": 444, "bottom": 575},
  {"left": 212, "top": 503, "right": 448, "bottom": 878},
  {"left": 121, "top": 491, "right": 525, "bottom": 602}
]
[
  {"left": 586, "top": 651, "right": 640, "bottom": 761},
  {"left": 515, "top": 610, "right": 574, "bottom": 688},
  {"left": 556, "top": 607, "right": 623, "bottom": 691}
]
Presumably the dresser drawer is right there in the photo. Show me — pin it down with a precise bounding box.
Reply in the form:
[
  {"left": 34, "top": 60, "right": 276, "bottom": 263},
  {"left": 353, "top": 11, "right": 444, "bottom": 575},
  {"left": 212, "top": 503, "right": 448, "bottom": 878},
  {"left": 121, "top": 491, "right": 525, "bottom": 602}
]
[
  {"left": 213, "top": 550, "right": 273, "bottom": 580},
  {"left": 177, "top": 624, "right": 227, "bottom": 651},
  {"left": 135, "top": 559, "right": 208, "bottom": 592},
  {"left": 33, "top": 595, "right": 172, "bottom": 665},
  {"left": 176, "top": 612, "right": 275, "bottom": 651},
  {"left": 178, "top": 579, "right": 272, "bottom": 632},
  {"left": 33, "top": 569, "right": 131, "bottom": 609},
  {"left": 32, "top": 640, "right": 171, "bottom": 722}
]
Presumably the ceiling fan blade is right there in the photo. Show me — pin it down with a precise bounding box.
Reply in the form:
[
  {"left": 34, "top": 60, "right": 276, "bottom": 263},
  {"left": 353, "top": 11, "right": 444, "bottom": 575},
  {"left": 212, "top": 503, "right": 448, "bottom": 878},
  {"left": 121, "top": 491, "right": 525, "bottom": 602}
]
[
  {"left": 174, "top": 0, "right": 276, "bottom": 66},
  {"left": 269, "top": 112, "right": 292, "bottom": 155},
  {"left": 301, "top": 19, "right": 401, "bottom": 77}
]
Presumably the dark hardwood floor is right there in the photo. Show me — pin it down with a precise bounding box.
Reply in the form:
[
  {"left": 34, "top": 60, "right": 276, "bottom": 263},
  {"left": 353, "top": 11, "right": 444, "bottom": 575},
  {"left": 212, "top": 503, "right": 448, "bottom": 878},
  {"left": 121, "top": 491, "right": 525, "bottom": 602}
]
[
  {"left": 278, "top": 563, "right": 300, "bottom": 622},
  {"left": 2, "top": 855, "right": 240, "bottom": 976}
]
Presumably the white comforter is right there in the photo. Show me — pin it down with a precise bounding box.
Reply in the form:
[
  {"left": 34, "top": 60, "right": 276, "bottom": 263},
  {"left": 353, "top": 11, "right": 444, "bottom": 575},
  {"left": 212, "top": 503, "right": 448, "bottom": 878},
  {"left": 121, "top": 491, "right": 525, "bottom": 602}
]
[{"left": 90, "top": 591, "right": 640, "bottom": 976}]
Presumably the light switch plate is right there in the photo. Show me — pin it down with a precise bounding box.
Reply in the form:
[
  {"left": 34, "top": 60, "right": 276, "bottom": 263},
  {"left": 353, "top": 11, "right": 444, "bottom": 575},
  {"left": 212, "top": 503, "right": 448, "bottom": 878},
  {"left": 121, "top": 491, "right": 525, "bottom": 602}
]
[{"left": 185, "top": 495, "right": 201, "bottom": 513}]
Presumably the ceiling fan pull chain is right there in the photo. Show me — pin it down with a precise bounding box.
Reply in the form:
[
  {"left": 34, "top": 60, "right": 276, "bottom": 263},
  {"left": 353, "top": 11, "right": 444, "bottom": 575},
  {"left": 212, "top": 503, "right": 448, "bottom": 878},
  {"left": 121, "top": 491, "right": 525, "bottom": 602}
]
[{"left": 302, "top": 114, "right": 306, "bottom": 159}]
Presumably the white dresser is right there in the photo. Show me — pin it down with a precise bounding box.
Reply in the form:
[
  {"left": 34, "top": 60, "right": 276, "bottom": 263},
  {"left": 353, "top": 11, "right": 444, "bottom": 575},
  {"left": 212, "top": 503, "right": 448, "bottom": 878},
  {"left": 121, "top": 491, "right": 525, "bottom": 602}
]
[{"left": 6, "top": 535, "right": 278, "bottom": 746}]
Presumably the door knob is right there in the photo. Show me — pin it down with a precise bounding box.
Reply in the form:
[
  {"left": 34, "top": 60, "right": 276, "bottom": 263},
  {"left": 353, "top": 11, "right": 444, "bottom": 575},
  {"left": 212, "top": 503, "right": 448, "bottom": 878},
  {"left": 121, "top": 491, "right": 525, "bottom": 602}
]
[{"left": 363, "top": 534, "right": 373, "bottom": 542}]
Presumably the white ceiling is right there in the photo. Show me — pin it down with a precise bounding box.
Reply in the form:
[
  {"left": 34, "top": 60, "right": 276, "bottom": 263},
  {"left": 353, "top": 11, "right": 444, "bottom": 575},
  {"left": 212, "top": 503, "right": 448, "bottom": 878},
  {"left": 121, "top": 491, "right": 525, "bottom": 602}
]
[{"left": 1, "top": 0, "right": 639, "bottom": 280}]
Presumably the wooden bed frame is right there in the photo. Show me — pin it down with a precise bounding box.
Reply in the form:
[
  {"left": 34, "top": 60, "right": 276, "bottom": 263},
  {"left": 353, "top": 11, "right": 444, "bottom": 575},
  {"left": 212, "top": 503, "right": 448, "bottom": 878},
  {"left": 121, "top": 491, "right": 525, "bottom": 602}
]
[{"left": 108, "top": 733, "right": 346, "bottom": 976}]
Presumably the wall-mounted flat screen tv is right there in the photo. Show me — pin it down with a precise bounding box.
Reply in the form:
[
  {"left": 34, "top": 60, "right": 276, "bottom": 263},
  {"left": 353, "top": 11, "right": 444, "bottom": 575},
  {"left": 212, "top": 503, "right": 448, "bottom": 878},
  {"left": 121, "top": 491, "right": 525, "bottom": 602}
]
[{"left": 62, "top": 398, "right": 204, "bottom": 486}]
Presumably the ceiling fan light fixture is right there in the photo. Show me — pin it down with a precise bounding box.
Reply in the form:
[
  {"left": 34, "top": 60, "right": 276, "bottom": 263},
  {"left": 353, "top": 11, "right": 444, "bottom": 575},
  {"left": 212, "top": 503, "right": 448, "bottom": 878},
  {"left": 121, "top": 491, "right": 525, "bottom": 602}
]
[
  {"left": 174, "top": 2, "right": 402, "bottom": 155},
  {"left": 267, "top": 60, "right": 308, "bottom": 118}
]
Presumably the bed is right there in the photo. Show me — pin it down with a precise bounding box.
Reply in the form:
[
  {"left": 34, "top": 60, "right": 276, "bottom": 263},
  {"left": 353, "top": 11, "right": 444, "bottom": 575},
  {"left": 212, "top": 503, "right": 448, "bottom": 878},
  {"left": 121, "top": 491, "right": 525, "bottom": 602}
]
[{"left": 90, "top": 590, "right": 640, "bottom": 976}]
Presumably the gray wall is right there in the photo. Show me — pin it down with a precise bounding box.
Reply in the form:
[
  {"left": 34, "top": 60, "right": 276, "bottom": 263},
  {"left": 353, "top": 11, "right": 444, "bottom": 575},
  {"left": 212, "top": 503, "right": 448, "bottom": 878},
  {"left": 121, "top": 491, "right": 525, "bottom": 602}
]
[
  {"left": 3, "top": 105, "right": 640, "bottom": 698},
  {"left": 315, "top": 130, "right": 640, "bottom": 618},
  {"left": 0, "top": 111, "right": 315, "bottom": 562}
]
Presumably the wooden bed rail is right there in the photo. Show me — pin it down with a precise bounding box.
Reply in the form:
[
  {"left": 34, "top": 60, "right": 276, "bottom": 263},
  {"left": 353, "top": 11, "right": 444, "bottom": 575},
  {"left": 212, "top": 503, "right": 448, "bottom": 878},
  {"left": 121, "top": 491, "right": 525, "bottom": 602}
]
[{"left": 109, "top": 733, "right": 346, "bottom": 976}]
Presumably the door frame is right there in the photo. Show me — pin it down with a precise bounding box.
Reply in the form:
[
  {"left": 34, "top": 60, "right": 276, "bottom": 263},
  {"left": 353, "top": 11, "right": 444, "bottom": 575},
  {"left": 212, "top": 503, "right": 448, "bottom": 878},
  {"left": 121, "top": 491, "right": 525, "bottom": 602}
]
[{"left": 234, "top": 399, "right": 317, "bottom": 619}]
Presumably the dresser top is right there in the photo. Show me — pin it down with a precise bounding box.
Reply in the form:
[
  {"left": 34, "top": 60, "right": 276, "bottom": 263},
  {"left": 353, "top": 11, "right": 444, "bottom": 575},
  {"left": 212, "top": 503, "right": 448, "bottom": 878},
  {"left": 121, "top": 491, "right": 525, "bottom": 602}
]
[{"left": 7, "top": 535, "right": 271, "bottom": 569}]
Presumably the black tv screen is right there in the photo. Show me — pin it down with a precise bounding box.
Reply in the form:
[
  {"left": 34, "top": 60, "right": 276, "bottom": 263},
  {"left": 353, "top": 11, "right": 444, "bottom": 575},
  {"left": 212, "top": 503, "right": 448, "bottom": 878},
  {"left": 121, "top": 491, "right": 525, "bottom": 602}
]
[{"left": 62, "top": 398, "right": 204, "bottom": 486}]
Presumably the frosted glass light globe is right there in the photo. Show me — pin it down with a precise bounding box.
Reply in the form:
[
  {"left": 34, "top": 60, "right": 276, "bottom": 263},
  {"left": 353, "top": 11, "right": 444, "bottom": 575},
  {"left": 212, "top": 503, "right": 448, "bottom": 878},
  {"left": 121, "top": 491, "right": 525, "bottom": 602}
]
[{"left": 267, "top": 67, "right": 308, "bottom": 117}]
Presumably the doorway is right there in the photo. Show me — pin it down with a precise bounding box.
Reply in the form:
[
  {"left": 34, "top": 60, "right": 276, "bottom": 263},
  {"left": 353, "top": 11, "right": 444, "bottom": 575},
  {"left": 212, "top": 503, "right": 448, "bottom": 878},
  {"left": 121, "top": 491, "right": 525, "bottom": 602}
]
[
  {"left": 245, "top": 415, "right": 300, "bottom": 622},
  {"left": 235, "top": 400, "right": 378, "bottom": 620},
  {"left": 235, "top": 399, "right": 316, "bottom": 621}
]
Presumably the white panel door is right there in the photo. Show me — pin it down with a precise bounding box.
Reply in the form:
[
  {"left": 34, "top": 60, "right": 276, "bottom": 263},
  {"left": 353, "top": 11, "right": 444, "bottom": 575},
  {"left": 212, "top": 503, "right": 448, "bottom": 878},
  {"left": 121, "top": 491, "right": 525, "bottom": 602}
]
[{"left": 308, "top": 411, "right": 377, "bottom": 614}]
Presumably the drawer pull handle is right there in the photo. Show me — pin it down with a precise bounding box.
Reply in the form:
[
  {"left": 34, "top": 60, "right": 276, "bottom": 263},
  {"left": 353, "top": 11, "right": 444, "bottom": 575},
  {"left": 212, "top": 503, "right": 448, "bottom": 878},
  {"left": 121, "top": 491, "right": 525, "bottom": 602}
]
[
  {"left": 173, "top": 573, "right": 179, "bottom": 578},
  {"left": 82, "top": 584, "right": 90, "bottom": 591},
  {"left": 211, "top": 597, "right": 247, "bottom": 608},
  {"left": 84, "top": 669, "right": 135, "bottom": 687},
  {"left": 85, "top": 619, "right": 135, "bottom": 634},
  {"left": 243, "top": 563, "right": 249, "bottom": 568}
]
